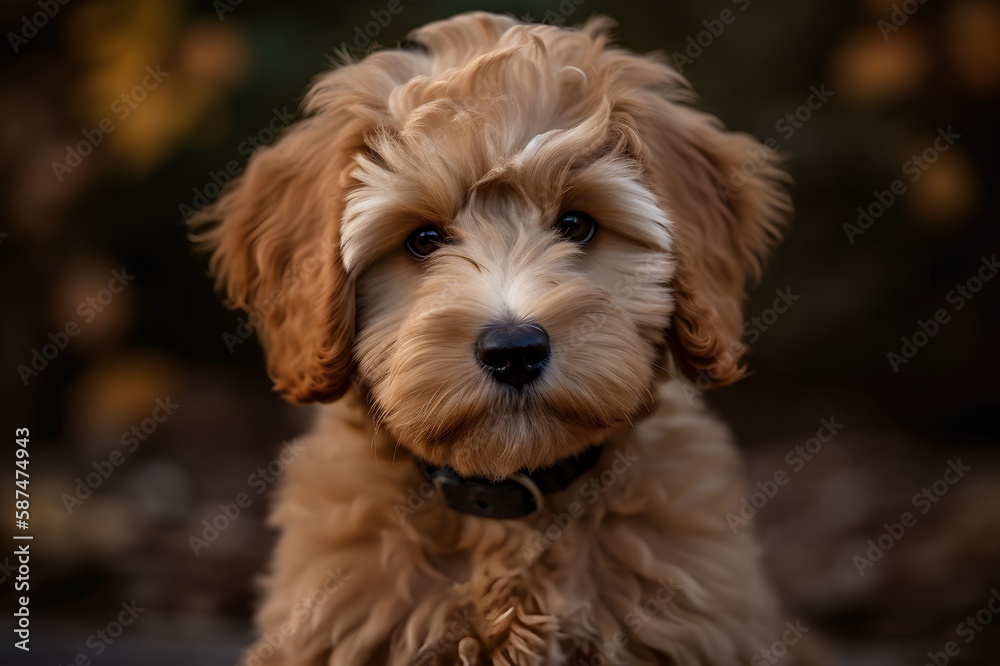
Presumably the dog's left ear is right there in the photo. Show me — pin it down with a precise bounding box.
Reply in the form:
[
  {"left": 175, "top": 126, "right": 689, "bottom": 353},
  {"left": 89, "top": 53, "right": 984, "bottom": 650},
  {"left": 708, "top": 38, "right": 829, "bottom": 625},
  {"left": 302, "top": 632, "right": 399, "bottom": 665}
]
[
  {"left": 191, "top": 111, "right": 369, "bottom": 404},
  {"left": 614, "top": 59, "right": 792, "bottom": 388}
]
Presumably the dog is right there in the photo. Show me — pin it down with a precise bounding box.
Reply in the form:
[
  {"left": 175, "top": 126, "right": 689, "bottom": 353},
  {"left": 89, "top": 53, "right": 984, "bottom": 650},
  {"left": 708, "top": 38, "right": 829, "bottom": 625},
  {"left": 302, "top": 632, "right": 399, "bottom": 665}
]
[{"left": 194, "top": 11, "right": 806, "bottom": 665}]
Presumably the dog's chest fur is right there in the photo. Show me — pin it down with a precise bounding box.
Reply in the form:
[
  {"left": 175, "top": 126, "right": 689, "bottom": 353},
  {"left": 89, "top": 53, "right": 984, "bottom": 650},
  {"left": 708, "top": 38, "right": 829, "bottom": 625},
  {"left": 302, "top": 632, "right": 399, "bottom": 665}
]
[{"left": 249, "top": 383, "right": 783, "bottom": 666}]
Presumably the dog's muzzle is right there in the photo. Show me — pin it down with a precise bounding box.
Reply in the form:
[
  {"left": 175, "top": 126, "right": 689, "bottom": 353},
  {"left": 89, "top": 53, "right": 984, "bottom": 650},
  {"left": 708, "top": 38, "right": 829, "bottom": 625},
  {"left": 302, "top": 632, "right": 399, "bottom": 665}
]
[{"left": 416, "top": 445, "right": 603, "bottom": 519}]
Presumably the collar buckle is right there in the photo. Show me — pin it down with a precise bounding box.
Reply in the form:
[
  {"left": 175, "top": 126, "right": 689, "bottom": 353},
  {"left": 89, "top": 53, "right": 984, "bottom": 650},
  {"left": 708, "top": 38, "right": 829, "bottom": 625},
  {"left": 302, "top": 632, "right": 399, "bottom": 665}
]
[
  {"left": 416, "top": 446, "right": 603, "bottom": 520},
  {"left": 508, "top": 473, "right": 545, "bottom": 516}
]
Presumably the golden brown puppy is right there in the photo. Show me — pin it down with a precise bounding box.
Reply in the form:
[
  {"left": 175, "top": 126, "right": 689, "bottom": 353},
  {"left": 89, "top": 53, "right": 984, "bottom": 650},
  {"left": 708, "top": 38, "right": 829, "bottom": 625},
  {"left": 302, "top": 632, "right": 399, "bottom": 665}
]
[{"left": 194, "top": 11, "right": 807, "bottom": 666}]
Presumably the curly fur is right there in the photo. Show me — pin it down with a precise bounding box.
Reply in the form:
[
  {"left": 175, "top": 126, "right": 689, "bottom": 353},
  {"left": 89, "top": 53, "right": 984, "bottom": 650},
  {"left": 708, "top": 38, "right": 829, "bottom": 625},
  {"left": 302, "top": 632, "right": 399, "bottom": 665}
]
[{"left": 192, "top": 11, "right": 808, "bottom": 665}]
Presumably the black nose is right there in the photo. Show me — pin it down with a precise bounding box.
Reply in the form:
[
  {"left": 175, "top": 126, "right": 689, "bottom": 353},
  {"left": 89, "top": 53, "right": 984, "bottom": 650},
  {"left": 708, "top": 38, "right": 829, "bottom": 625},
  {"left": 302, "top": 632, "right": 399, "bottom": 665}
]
[{"left": 476, "top": 322, "right": 550, "bottom": 387}]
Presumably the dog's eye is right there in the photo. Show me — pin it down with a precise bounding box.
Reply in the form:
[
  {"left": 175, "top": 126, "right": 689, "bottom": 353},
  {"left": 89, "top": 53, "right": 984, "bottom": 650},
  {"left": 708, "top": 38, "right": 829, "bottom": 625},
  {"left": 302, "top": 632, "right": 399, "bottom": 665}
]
[
  {"left": 555, "top": 211, "right": 597, "bottom": 245},
  {"left": 405, "top": 226, "right": 446, "bottom": 259}
]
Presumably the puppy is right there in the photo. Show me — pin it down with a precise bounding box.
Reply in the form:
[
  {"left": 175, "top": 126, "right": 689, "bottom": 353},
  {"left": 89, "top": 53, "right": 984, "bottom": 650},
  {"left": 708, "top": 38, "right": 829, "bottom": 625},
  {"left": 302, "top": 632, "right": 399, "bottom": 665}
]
[{"left": 195, "top": 12, "right": 801, "bottom": 666}]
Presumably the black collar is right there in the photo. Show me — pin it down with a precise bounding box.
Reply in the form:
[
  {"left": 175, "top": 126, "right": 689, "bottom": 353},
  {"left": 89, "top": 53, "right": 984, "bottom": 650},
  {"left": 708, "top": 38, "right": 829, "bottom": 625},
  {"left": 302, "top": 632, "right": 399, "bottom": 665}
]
[{"left": 416, "top": 446, "right": 603, "bottom": 519}]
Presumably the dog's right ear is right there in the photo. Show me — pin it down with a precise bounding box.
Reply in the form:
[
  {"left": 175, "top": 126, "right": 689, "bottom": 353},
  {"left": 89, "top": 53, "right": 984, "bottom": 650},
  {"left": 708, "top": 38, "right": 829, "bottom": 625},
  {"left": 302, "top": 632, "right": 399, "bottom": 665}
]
[{"left": 191, "top": 113, "right": 369, "bottom": 404}]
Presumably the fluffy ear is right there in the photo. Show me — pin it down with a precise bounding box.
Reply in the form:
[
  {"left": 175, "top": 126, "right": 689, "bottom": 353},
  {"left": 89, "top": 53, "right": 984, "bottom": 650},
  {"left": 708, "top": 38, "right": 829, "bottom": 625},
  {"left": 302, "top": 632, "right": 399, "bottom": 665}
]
[
  {"left": 191, "top": 112, "right": 369, "bottom": 404},
  {"left": 613, "top": 57, "right": 791, "bottom": 388}
]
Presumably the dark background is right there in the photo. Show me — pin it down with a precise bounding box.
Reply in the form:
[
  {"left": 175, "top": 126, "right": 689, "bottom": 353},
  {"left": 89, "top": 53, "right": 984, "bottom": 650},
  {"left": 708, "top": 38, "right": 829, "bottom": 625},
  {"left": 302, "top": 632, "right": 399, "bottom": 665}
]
[{"left": 1, "top": 0, "right": 998, "bottom": 663}]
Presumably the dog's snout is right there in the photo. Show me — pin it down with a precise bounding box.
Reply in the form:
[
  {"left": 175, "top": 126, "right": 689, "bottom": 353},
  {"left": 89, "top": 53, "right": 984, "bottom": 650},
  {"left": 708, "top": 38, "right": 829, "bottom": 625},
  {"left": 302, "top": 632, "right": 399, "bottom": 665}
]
[{"left": 476, "top": 322, "right": 550, "bottom": 387}]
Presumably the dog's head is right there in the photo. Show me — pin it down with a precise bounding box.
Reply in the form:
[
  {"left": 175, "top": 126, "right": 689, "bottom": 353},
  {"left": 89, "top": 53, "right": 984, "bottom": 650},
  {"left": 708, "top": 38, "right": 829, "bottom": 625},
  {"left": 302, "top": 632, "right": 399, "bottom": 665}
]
[{"left": 193, "top": 12, "right": 790, "bottom": 479}]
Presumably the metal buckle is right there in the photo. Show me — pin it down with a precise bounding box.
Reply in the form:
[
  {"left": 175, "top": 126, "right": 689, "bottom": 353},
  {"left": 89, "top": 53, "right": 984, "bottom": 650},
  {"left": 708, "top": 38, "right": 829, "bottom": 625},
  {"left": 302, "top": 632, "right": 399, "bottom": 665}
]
[{"left": 508, "top": 472, "right": 544, "bottom": 516}]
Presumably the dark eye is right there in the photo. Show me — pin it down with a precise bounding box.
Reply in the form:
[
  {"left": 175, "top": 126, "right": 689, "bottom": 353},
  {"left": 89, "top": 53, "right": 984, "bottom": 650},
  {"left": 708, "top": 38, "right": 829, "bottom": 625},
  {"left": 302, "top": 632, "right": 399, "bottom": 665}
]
[
  {"left": 555, "top": 211, "right": 597, "bottom": 245},
  {"left": 406, "top": 226, "right": 446, "bottom": 259}
]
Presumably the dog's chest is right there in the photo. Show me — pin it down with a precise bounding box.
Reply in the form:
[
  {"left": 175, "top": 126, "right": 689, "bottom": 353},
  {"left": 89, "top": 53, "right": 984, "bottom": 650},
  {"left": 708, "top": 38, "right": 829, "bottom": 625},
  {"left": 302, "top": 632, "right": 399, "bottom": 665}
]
[{"left": 405, "top": 464, "right": 645, "bottom": 664}]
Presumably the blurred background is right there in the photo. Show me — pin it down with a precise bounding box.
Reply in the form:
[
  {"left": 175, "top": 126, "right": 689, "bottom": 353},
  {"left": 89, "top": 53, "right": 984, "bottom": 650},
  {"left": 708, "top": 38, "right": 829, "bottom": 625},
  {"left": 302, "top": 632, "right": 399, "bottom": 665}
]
[{"left": 1, "top": 0, "right": 998, "bottom": 663}]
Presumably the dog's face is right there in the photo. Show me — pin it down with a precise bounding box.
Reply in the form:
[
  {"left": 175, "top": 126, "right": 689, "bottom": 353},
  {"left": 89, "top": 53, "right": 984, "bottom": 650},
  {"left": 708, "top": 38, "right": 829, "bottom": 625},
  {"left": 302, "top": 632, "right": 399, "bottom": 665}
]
[
  {"left": 349, "top": 126, "right": 673, "bottom": 478},
  {"left": 194, "top": 13, "right": 789, "bottom": 478}
]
